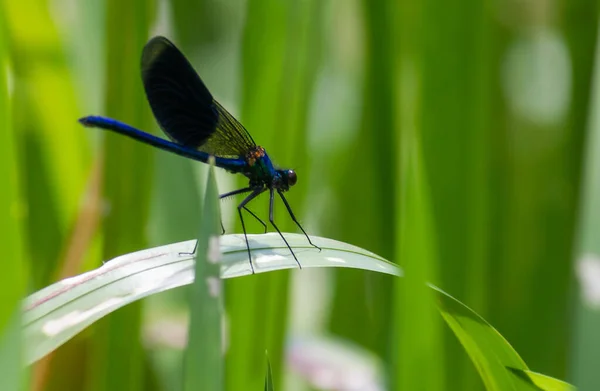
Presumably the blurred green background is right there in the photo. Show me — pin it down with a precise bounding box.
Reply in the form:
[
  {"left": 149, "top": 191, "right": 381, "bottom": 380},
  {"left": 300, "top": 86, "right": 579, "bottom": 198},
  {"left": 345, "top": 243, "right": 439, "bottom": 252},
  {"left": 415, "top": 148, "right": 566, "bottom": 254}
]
[{"left": 1, "top": 0, "right": 600, "bottom": 390}]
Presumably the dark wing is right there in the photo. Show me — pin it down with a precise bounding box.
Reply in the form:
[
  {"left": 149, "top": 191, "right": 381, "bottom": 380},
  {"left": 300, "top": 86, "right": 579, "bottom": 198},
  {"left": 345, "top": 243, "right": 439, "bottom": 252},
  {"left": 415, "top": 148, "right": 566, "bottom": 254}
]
[{"left": 141, "top": 36, "right": 256, "bottom": 157}]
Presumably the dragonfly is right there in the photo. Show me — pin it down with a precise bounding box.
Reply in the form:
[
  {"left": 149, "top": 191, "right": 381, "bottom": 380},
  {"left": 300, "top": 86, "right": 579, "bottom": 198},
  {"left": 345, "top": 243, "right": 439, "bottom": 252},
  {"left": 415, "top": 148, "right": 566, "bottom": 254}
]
[{"left": 79, "top": 36, "right": 319, "bottom": 273}]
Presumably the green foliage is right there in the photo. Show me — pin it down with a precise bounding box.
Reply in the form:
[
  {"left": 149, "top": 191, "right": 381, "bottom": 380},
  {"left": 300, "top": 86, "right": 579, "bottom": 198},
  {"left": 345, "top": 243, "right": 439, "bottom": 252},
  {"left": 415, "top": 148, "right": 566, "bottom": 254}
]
[
  {"left": 184, "top": 162, "right": 223, "bottom": 391},
  {"left": 23, "top": 234, "right": 398, "bottom": 365},
  {"left": 394, "top": 132, "right": 444, "bottom": 390},
  {"left": 86, "top": 2, "right": 154, "bottom": 391},
  {"left": 264, "top": 356, "right": 274, "bottom": 391},
  {"left": 0, "top": 9, "right": 26, "bottom": 390},
  {"left": 22, "top": 237, "right": 572, "bottom": 390},
  {"left": 2, "top": 0, "right": 598, "bottom": 390},
  {"left": 435, "top": 287, "right": 574, "bottom": 391},
  {"left": 569, "top": 3, "right": 600, "bottom": 387}
]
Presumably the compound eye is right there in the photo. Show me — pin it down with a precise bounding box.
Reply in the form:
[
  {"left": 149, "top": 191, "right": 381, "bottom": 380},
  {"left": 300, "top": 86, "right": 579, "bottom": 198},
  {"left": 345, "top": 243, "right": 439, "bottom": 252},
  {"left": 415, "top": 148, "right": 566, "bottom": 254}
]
[{"left": 287, "top": 170, "right": 297, "bottom": 186}]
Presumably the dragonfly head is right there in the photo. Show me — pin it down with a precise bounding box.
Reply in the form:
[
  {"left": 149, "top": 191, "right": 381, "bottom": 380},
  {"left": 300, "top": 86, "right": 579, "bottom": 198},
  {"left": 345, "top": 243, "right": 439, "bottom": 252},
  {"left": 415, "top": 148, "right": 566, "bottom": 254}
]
[{"left": 274, "top": 169, "right": 297, "bottom": 191}]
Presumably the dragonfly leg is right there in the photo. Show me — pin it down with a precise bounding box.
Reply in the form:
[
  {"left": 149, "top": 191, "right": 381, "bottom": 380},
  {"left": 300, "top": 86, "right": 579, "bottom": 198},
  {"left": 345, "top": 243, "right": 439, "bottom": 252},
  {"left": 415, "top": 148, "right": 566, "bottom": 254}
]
[
  {"left": 269, "top": 189, "right": 302, "bottom": 269},
  {"left": 220, "top": 187, "right": 251, "bottom": 234},
  {"left": 220, "top": 187, "right": 252, "bottom": 199},
  {"left": 179, "top": 239, "right": 198, "bottom": 257},
  {"left": 237, "top": 188, "right": 266, "bottom": 274},
  {"left": 278, "top": 190, "right": 321, "bottom": 252},
  {"left": 219, "top": 187, "right": 266, "bottom": 233},
  {"left": 180, "top": 187, "right": 254, "bottom": 255},
  {"left": 243, "top": 206, "right": 268, "bottom": 233}
]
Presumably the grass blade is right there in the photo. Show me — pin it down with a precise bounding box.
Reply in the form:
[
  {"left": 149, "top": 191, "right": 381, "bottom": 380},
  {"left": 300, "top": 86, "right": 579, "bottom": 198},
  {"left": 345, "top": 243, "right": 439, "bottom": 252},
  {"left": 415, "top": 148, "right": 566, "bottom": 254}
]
[
  {"left": 0, "top": 13, "right": 26, "bottom": 390},
  {"left": 570, "top": 8, "right": 600, "bottom": 389},
  {"left": 263, "top": 355, "right": 274, "bottom": 391},
  {"left": 88, "top": 1, "right": 153, "bottom": 390},
  {"left": 507, "top": 369, "right": 575, "bottom": 391},
  {"left": 435, "top": 286, "right": 570, "bottom": 391},
  {"left": 394, "top": 132, "right": 444, "bottom": 390},
  {"left": 184, "top": 162, "right": 223, "bottom": 391},
  {"left": 23, "top": 235, "right": 574, "bottom": 391},
  {"left": 3, "top": 0, "right": 91, "bottom": 290},
  {"left": 24, "top": 234, "right": 397, "bottom": 364}
]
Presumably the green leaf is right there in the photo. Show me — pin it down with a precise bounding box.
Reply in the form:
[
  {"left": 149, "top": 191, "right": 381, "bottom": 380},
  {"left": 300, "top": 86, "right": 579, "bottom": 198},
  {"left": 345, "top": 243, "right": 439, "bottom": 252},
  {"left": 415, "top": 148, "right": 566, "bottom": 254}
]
[
  {"left": 23, "top": 236, "right": 573, "bottom": 391},
  {"left": 394, "top": 116, "right": 444, "bottom": 391},
  {"left": 507, "top": 368, "right": 576, "bottom": 391},
  {"left": 0, "top": 11, "right": 26, "bottom": 390},
  {"left": 233, "top": 0, "right": 324, "bottom": 388},
  {"left": 184, "top": 162, "right": 223, "bottom": 391},
  {"left": 24, "top": 234, "right": 396, "bottom": 365},
  {"left": 263, "top": 355, "right": 274, "bottom": 391},
  {"left": 5, "top": 0, "right": 91, "bottom": 290},
  {"left": 434, "top": 286, "right": 572, "bottom": 391},
  {"left": 569, "top": 3, "right": 600, "bottom": 389},
  {"left": 89, "top": 1, "right": 153, "bottom": 390}
]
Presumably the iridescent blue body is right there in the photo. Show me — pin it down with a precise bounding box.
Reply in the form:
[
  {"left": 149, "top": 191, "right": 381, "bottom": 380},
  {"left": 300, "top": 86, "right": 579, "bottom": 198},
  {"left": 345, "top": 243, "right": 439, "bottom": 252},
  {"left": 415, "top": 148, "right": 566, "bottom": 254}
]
[
  {"left": 81, "top": 116, "right": 247, "bottom": 170},
  {"left": 79, "top": 36, "right": 317, "bottom": 273},
  {"left": 80, "top": 116, "right": 296, "bottom": 192}
]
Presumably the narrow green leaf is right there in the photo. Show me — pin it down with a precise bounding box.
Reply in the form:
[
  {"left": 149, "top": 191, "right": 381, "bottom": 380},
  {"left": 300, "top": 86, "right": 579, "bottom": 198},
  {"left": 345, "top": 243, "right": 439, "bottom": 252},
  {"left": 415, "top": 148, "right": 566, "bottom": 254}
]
[
  {"left": 4, "top": 0, "right": 91, "bottom": 289},
  {"left": 507, "top": 368, "right": 576, "bottom": 391},
  {"left": 0, "top": 15, "right": 26, "bottom": 389},
  {"left": 184, "top": 162, "right": 223, "bottom": 391},
  {"left": 88, "top": 2, "right": 152, "bottom": 391},
  {"left": 229, "top": 1, "right": 314, "bottom": 389},
  {"left": 0, "top": 314, "right": 24, "bottom": 390},
  {"left": 22, "top": 237, "right": 575, "bottom": 391},
  {"left": 263, "top": 355, "right": 274, "bottom": 391},
  {"left": 435, "top": 286, "right": 571, "bottom": 391},
  {"left": 394, "top": 131, "right": 444, "bottom": 390},
  {"left": 329, "top": 0, "right": 397, "bottom": 358},
  {"left": 24, "top": 234, "right": 396, "bottom": 364},
  {"left": 569, "top": 3, "right": 600, "bottom": 389}
]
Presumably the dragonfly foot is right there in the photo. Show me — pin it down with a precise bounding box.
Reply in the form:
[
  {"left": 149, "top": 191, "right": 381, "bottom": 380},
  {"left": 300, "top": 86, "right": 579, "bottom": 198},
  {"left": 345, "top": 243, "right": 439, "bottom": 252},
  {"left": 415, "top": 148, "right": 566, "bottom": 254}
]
[{"left": 179, "top": 240, "right": 198, "bottom": 256}]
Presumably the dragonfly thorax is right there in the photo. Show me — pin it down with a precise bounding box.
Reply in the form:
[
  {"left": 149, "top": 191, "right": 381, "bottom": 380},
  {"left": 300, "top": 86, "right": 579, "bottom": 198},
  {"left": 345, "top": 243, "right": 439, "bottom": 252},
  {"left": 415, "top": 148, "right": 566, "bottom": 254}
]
[
  {"left": 243, "top": 146, "right": 297, "bottom": 192},
  {"left": 245, "top": 146, "right": 267, "bottom": 166}
]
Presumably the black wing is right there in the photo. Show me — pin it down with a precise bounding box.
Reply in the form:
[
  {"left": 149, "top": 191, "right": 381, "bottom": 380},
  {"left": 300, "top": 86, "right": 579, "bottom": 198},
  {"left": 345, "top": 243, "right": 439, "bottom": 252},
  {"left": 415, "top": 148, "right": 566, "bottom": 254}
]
[{"left": 141, "top": 36, "right": 256, "bottom": 157}]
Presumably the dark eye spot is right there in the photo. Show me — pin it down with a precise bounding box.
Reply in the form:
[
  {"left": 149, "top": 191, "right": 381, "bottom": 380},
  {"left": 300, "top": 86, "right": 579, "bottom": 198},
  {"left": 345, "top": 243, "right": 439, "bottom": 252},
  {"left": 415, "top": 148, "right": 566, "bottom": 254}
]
[{"left": 287, "top": 170, "right": 297, "bottom": 186}]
